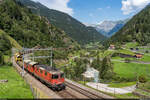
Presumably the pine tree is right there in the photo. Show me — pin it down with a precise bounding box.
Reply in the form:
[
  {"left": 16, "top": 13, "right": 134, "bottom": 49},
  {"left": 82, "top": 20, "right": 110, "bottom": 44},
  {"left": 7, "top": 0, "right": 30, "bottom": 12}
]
[{"left": 100, "top": 56, "right": 114, "bottom": 80}]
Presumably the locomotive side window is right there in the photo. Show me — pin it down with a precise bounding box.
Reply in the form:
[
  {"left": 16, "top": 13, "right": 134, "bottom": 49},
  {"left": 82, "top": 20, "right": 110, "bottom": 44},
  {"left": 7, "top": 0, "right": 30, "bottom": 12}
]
[
  {"left": 37, "top": 68, "right": 39, "bottom": 71},
  {"left": 52, "top": 74, "right": 58, "bottom": 79},
  {"left": 45, "top": 71, "right": 47, "bottom": 76},
  {"left": 40, "top": 69, "right": 43, "bottom": 73},
  {"left": 60, "top": 73, "right": 64, "bottom": 78}
]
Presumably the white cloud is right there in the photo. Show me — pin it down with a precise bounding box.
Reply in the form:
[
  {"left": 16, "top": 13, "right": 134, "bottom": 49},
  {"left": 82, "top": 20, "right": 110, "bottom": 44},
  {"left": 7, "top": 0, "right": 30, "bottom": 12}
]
[
  {"left": 121, "top": 0, "right": 150, "bottom": 15},
  {"left": 98, "top": 8, "right": 102, "bottom": 11},
  {"left": 32, "top": 0, "right": 74, "bottom": 16}
]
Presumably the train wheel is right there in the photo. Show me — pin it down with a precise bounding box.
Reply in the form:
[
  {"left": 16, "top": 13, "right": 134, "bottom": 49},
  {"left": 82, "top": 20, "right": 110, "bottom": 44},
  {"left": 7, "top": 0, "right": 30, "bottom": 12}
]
[
  {"left": 52, "top": 87, "right": 56, "bottom": 91},
  {"left": 63, "top": 86, "right": 66, "bottom": 90}
]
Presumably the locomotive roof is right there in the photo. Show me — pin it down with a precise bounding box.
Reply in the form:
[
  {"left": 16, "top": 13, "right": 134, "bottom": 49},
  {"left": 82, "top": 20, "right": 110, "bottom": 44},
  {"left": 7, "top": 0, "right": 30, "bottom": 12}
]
[
  {"left": 24, "top": 60, "right": 31, "bottom": 63},
  {"left": 36, "top": 64, "right": 63, "bottom": 74},
  {"left": 29, "top": 61, "right": 38, "bottom": 65}
]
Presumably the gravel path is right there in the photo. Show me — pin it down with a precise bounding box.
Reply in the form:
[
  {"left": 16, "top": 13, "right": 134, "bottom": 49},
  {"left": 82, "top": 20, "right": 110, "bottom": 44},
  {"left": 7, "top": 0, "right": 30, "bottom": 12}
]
[{"left": 86, "top": 82, "right": 136, "bottom": 94}]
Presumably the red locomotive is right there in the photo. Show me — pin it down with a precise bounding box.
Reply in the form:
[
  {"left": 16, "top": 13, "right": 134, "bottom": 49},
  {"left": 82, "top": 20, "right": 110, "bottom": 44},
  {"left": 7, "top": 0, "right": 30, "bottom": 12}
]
[{"left": 20, "top": 59, "right": 66, "bottom": 91}]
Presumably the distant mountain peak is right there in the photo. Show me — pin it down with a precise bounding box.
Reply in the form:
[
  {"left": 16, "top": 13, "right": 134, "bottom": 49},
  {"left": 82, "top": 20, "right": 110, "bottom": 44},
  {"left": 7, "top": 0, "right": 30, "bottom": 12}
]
[{"left": 89, "top": 19, "right": 129, "bottom": 37}]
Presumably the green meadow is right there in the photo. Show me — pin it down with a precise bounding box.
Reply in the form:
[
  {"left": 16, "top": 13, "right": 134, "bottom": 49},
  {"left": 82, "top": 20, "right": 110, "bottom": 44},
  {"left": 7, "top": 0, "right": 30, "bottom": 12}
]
[
  {"left": 113, "top": 61, "right": 150, "bottom": 80},
  {"left": 0, "top": 66, "right": 33, "bottom": 98}
]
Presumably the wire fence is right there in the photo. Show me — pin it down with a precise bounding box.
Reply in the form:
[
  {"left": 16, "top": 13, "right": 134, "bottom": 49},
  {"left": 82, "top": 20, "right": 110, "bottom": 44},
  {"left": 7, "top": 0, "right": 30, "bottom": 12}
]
[
  {"left": 22, "top": 72, "right": 49, "bottom": 98},
  {"left": 69, "top": 75, "right": 150, "bottom": 99}
]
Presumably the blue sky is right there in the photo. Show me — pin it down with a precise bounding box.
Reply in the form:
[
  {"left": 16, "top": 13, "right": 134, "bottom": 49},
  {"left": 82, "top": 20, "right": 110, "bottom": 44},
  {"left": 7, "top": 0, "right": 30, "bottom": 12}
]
[
  {"left": 68, "top": 0, "right": 132, "bottom": 24},
  {"left": 32, "top": 0, "right": 150, "bottom": 24}
]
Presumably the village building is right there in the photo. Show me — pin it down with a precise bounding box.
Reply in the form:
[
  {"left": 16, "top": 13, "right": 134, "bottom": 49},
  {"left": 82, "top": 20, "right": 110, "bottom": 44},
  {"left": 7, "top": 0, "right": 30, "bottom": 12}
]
[
  {"left": 135, "top": 54, "right": 143, "bottom": 59},
  {"left": 82, "top": 65, "right": 99, "bottom": 82},
  {"left": 109, "top": 44, "right": 115, "bottom": 49}
]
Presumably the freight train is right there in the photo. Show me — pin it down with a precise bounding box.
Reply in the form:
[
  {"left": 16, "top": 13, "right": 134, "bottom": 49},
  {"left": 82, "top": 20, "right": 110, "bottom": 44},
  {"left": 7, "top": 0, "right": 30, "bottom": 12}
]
[{"left": 15, "top": 53, "right": 66, "bottom": 91}]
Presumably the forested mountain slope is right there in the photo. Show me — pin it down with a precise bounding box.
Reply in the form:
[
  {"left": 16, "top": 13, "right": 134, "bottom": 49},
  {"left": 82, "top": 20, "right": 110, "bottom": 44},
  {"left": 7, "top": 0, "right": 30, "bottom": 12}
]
[
  {"left": 108, "top": 5, "right": 150, "bottom": 46},
  {"left": 17, "top": 0, "right": 106, "bottom": 45},
  {"left": 0, "top": 0, "right": 78, "bottom": 49}
]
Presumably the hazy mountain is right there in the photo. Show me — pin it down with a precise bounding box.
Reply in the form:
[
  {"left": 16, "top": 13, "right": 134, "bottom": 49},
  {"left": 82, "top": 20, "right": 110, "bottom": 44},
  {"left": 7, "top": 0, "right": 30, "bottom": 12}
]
[
  {"left": 90, "top": 19, "right": 129, "bottom": 37},
  {"left": 17, "top": 0, "right": 106, "bottom": 45}
]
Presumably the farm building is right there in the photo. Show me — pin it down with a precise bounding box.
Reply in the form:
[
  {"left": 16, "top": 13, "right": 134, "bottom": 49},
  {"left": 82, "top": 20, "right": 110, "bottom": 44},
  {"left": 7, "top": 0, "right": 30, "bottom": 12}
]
[
  {"left": 82, "top": 65, "right": 99, "bottom": 82},
  {"left": 109, "top": 44, "right": 115, "bottom": 49},
  {"left": 135, "top": 54, "right": 143, "bottom": 59}
]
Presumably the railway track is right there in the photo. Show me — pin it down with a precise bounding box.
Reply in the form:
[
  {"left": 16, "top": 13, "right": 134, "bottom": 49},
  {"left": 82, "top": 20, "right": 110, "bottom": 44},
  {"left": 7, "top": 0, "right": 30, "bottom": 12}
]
[
  {"left": 65, "top": 81, "right": 104, "bottom": 99},
  {"left": 56, "top": 89, "right": 77, "bottom": 99}
]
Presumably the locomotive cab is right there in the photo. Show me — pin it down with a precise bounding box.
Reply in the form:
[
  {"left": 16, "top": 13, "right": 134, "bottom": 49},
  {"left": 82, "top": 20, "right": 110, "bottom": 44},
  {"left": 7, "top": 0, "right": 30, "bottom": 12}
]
[
  {"left": 51, "top": 72, "right": 66, "bottom": 90},
  {"left": 33, "top": 64, "right": 66, "bottom": 91}
]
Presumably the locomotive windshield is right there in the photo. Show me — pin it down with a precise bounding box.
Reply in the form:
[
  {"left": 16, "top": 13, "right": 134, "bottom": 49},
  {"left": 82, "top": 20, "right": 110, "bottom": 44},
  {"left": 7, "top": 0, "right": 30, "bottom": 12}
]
[
  {"left": 60, "top": 73, "right": 64, "bottom": 78},
  {"left": 52, "top": 74, "right": 59, "bottom": 79}
]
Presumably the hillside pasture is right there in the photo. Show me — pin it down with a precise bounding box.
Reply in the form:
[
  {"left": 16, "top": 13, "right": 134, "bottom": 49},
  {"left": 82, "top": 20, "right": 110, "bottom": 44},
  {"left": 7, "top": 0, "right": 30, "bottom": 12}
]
[
  {"left": 125, "top": 42, "right": 139, "bottom": 49},
  {"left": 113, "top": 61, "right": 150, "bottom": 80},
  {"left": 0, "top": 66, "right": 33, "bottom": 98}
]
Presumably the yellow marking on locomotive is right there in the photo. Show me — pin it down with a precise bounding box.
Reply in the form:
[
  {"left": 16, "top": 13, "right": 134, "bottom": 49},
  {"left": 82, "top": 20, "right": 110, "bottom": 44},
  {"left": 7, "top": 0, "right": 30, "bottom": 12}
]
[{"left": 14, "top": 52, "right": 22, "bottom": 62}]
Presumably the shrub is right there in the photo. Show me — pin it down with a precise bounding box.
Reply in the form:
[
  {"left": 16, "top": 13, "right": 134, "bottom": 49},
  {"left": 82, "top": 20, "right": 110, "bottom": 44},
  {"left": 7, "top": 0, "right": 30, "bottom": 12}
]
[
  {"left": 111, "top": 53, "right": 119, "bottom": 57},
  {"left": 125, "top": 58, "right": 131, "bottom": 63},
  {"left": 145, "top": 50, "right": 149, "bottom": 53},
  {"left": 6, "top": 62, "right": 12, "bottom": 66},
  {"left": 0, "top": 52, "right": 4, "bottom": 65},
  {"left": 138, "top": 75, "right": 148, "bottom": 83}
]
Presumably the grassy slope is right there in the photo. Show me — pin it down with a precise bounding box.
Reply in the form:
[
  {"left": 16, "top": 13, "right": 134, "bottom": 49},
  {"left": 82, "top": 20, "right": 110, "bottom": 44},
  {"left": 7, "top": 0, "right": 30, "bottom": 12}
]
[
  {"left": 125, "top": 42, "right": 139, "bottom": 49},
  {"left": 3, "top": 55, "right": 11, "bottom": 64},
  {"left": 0, "top": 66, "right": 33, "bottom": 98},
  {"left": 0, "top": 30, "right": 22, "bottom": 50},
  {"left": 139, "top": 54, "right": 150, "bottom": 62},
  {"left": 112, "top": 54, "right": 150, "bottom": 62},
  {"left": 113, "top": 61, "right": 150, "bottom": 79},
  {"left": 117, "top": 49, "right": 135, "bottom": 56},
  {"left": 6, "top": 35, "right": 22, "bottom": 50}
]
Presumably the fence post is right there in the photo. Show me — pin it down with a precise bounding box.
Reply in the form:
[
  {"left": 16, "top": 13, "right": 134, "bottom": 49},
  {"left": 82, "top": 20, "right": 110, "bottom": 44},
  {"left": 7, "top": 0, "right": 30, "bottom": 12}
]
[{"left": 114, "top": 88, "right": 115, "bottom": 97}]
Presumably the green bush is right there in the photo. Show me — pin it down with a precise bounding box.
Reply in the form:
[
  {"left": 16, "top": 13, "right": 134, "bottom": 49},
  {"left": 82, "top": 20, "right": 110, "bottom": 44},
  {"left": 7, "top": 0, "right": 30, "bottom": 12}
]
[
  {"left": 139, "top": 75, "right": 148, "bottom": 83},
  {"left": 125, "top": 58, "right": 131, "bottom": 63},
  {"left": 111, "top": 53, "right": 119, "bottom": 57},
  {"left": 145, "top": 50, "right": 149, "bottom": 53},
  {"left": 6, "top": 62, "right": 12, "bottom": 66},
  {"left": 0, "top": 52, "right": 4, "bottom": 65}
]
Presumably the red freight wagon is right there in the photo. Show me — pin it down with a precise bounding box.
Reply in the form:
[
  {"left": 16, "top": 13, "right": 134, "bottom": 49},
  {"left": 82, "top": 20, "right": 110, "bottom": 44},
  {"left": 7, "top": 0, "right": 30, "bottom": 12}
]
[
  {"left": 28, "top": 61, "right": 38, "bottom": 73},
  {"left": 24, "top": 60, "right": 31, "bottom": 69}
]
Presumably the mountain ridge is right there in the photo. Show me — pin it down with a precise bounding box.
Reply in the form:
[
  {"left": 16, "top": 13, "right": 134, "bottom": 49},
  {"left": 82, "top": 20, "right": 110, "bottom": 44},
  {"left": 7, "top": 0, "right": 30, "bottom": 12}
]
[{"left": 18, "top": 0, "right": 106, "bottom": 45}]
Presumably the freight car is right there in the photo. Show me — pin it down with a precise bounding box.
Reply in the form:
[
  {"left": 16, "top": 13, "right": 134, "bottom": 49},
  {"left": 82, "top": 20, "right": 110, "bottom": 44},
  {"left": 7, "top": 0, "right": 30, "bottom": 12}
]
[{"left": 17, "top": 59, "right": 66, "bottom": 91}]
